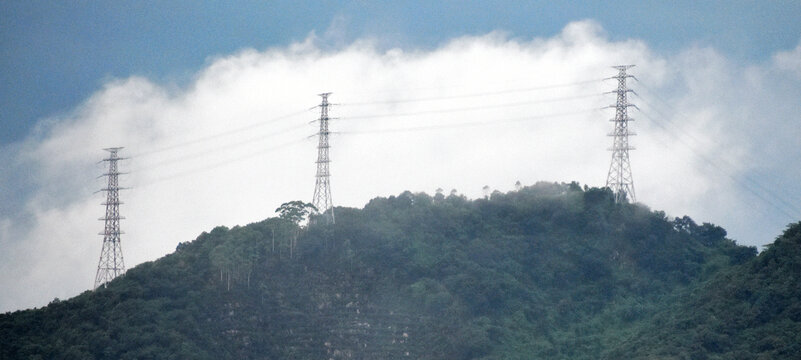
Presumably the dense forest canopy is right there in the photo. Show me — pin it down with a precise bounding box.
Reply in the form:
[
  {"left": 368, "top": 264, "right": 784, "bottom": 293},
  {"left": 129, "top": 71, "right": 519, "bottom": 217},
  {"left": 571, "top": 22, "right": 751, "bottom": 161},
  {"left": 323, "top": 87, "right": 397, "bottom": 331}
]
[{"left": 2, "top": 182, "right": 798, "bottom": 359}]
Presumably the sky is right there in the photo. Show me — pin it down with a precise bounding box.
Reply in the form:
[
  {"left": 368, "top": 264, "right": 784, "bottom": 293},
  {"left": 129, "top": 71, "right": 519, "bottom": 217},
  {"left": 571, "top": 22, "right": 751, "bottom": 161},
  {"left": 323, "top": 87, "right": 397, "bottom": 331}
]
[{"left": 1, "top": 1, "right": 800, "bottom": 312}]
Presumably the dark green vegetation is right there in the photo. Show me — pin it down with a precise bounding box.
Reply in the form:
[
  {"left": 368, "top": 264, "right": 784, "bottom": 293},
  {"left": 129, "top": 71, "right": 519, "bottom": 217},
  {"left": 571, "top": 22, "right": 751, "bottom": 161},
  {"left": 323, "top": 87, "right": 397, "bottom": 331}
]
[
  {"left": 2, "top": 182, "right": 799, "bottom": 359},
  {"left": 611, "top": 214, "right": 801, "bottom": 359}
]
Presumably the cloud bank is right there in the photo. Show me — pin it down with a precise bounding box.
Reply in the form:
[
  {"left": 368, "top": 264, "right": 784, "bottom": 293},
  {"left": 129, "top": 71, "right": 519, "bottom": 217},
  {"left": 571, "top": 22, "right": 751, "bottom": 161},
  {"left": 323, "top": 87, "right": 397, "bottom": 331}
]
[
  {"left": 1, "top": 21, "right": 799, "bottom": 312},
  {"left": 773, "top": 39, "right": 801, "bottom": 78}
]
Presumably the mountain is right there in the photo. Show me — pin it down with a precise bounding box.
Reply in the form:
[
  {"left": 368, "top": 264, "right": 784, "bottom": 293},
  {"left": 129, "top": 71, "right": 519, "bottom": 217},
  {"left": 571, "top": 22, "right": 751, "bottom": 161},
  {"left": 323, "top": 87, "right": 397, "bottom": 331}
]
[
  {"left": 2, "top": 182, "right": 797, "bottom": 359},
  {"left": 610, "top": 217, "right": 801, "bottom": 359}
]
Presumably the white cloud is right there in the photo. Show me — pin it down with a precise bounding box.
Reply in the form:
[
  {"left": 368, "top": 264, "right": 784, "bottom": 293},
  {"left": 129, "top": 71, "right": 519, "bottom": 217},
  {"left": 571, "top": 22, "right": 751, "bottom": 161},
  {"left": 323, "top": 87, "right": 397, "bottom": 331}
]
[
  {"left": 773, "top": 40, "right": 801, "bottom": 77},
  {"left": 1, "top": 21, "right": 799, "bottom": 312}
]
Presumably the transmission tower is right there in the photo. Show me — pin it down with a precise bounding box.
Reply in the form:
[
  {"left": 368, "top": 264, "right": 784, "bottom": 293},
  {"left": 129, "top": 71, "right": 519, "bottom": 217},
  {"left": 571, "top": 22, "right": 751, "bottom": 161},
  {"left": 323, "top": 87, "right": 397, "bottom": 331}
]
[
  {"left": 605, "top": 65, "right": 637, "bottom": 203},
  {"left": 94, "top": 147, "right": 128, "bottom": 289},
  {"left": 312, "top": 93, "right": 335, "bottom": 224}
]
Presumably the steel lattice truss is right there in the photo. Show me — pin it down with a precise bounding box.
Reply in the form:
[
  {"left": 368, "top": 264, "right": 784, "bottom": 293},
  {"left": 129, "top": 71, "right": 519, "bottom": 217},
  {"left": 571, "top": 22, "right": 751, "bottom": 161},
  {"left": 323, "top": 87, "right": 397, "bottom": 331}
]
[
  {"left": 94, "top": 147, "right": 127, "bottom": 289},
  {"left": 606, "top": 65, "right": 637, "bottom": 203},
  {"left": 312, "top": 93, "right": 335, "bottom": 224}
]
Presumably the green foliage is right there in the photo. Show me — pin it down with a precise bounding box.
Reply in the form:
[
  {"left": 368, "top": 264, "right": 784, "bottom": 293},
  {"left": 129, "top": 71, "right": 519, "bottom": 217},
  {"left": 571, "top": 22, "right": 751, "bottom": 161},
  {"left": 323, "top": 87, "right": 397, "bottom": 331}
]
[
  {"left": 275, "top": 200, "right": 316, "bottom": 225},
  {"left": 2, "top": 183, "right": 793, "bottom": 359},
  {"left": 609, "top": 222, "right": 801, "bottom": 359}
]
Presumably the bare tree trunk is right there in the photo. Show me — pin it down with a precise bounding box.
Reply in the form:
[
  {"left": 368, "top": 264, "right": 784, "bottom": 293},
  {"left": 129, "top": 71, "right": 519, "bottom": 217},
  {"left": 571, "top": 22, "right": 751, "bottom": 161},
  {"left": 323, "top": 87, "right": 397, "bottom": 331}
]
[{"left": 291, "top": 229, "right": 299, "bottom": 260}]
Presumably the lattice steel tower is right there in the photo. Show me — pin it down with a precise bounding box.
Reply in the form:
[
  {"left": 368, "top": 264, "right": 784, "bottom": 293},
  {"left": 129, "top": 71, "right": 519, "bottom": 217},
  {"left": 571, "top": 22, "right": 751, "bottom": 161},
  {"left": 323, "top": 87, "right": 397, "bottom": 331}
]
[
  {"left": 94, "top": 147, "right": 127, "bottom": 289},
  {"left": 312, "top": 93, "right": 335, "bottom": 224},
  {"left": 605, "top": 65, "right": 637, "bottom": 203}
]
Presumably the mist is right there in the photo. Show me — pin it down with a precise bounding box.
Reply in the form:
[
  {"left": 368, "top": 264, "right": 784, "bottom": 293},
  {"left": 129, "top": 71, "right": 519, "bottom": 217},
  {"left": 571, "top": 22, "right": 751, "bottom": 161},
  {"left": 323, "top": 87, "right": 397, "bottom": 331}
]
[{"left": 1, "top": 20, "right": 799, "bottom": 312}]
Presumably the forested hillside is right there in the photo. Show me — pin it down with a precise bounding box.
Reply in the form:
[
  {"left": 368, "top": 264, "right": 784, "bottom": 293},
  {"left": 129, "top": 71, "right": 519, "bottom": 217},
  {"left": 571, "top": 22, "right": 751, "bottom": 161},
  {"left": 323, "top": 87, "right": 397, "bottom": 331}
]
[
  {"left": 3, "top": 182, "right": 797, "bottom": 359},
  {"left": 610, "top": 219, "right": 801, "bottom": 359}
]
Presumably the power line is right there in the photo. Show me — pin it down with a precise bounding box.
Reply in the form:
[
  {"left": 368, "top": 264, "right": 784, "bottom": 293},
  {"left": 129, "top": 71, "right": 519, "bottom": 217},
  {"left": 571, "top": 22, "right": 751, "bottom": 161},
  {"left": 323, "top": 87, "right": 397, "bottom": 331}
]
[
  {"left": 340, "top": 77, "right": 604, "bottom": 97},
  {"left": 127, "top": 91, "right": 602, "bottom": 176},
  {"left": 636, "top": 82, "right": 786, "bottom": 175},
  {"left": 340, "top": 93, "right": 603, "bottom": 121},
  {"left": 129, "top": 122, "right": 308, "bottom": 174},
  {"left": 127, "top": 82, "right": 602, "bottom": 159},
  {"left": 134, "top": 137, "right": 308, "bottom": 188},
  {"left": 638, "top": 109, "right": 800, "bottom": 220},
  {"left": 337, "top": 108, "right": 598, "bottom": 135},
  {"left": 116, "top": 76, "right": 795, "bottom": 225},
  {"left": 130, "top": 108, "right": 312, "bottom": 158},
  {"left": 128, "top": 94, "right": 592, "bottom": 173},
  {"left": 130, "top": 98, "right": 599, "bottom": 188},
  {"left": 633, "top": 89, "right": 801, "bottom": 218},
  {"left": 338, "top": 79, "right": 604, "bottom": 106}
]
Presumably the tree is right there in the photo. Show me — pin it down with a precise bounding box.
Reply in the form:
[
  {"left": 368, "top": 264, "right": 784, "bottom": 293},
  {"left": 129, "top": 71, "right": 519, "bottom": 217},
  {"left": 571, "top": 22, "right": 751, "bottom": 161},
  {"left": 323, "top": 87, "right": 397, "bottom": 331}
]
[
  {"left": 275, "top": 201, "right": 317, "bottom": 225},
  {"left": 275, "top": 201, "right": 316, "bottom": 258}
]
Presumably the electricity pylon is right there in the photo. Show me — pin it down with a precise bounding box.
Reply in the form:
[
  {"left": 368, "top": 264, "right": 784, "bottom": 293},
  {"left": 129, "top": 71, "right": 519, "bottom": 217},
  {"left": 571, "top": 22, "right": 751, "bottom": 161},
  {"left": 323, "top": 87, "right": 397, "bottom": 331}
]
[
  {"left": 94, "top": 147, "right": 128, "bottom": 289},
  {"left": 312, "top": 93, "right": 335, "bottom": 224},
  {"left": 605, "top": 65, "right": 637, "bottom": 203}
]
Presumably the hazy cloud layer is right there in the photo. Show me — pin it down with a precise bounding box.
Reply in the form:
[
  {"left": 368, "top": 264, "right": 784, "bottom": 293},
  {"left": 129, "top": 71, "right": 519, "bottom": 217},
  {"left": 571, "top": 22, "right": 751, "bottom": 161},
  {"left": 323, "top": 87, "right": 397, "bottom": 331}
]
[
  {"left": 773, "top": 39, "right": 801, "bottom": 78},
  {"left": 1, "top": 21, "right": 799, "bottom": 312}
]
